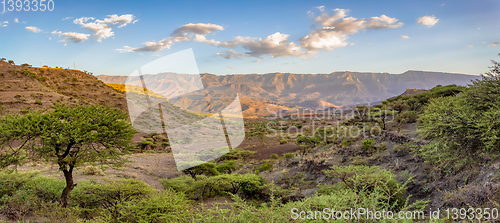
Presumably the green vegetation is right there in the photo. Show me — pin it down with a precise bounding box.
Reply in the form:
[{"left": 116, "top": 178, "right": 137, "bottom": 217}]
[
  {"left": 417, "top": 59, "right": 500, "bottom": 170},
  {"left": 0, "top": 104, "right": 135, "bottom": 207}
]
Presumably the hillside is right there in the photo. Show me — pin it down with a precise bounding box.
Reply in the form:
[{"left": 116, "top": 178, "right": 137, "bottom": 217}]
[
  {"left": 0, "top": 61, "right": 127, "bottom": 115},
  {"left": 98, "top": 71, "right": 475, "bottom": 113}
]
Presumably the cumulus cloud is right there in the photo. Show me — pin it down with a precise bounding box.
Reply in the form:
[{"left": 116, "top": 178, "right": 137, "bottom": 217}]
[
  {"left": 300, "top": 8, "right": 403, "bottom": 51},
  {"left": 14, "top": 18, "right": 18, "bottom": 23},
  {"left": 417, "top": 15, "right": 439, "bottom": 27},
  {"left": 487, "top": 42, "right": 498, "bottom": 46},
  {"left": 117, "top": 23, "right": 222, "bottom": 52},
  {"left": 25, "top": 26, "right": 42, "bottom": 33},
  {"left": 118, "top": 8, "right": 403, "bottom": 61},
  {"left": 1, "top": 21, "right": 7, "bottom": 27},
  {"left": 73, "top": 14, "right": 135, "bottom": 42},
  {"left": 401, "top": 35, "right": 409, "bottom": 39},
  {"left": 52, "top": 30, "right": 90, "bottom": 43},
  {"left": 214, "top": 32, "right": 304, "bottom": 58}
]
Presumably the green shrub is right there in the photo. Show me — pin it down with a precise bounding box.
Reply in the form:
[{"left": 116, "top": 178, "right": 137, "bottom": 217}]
[
  {"left": 283, "top": 152, "right": 294, "bottom": 160},
  {"left": 395, "top": 111, "right": 418, "bottom": 124},
  {"left": 269, "top": 153, "right": 279, "bottom": 159},
  {"left": 215, "top": 160, "right": 237, "bottom": 174},
  {"left": 70, "top": 178, "right": 154, "bottom": 218},
  {"left": 324, "top": 165, "right": 405, "bottom": 208},
  {"left": 34, "top": 201, "right": 82, "bottom": 223},
  {"left": 180, "top": 161, "right": 219, "bottom": 179},
  {"left": 219, "top": 149, "right": 255, "bottom": 161},
  {"left": 362, "top": 139, "right": 376, "bottom": 152},
  {"left": 160, "top": 175, "right": 195, "bottom": 194},
  {"left": 0, "top": 189, "right": 39, "bottom": 220},
  {"left": 279, "top": 139, "right": 288, "bottom": 144},
  {"left": 257, "top": 162, "right": 272, "bottom": 172},
  {"left": 21, "top": 176, "right": 65, "bottom": 203},
  {"left": 0, "top": 171, "right": 37, "bottom": 198},
  {"left": 117, "top": 190, "right": 191, "bottom": 222},
  {"left": 198, "top": 174, "right": 264, "bottom": 198},
  {"left": 34, "top": 99, "right": 42, "bottom": 105},
  {"left": 341, "top": 140, "right": 351, "bottom": 147}
]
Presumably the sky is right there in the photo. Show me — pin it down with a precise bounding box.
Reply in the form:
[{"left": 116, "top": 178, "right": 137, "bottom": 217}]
[{"left": 0, "top": 0, "right": 499, "bottom": 76}]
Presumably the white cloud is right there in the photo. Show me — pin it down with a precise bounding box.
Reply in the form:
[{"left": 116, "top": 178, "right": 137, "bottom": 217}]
[
  {"left": 401, "top": 35, "right": 409, "bottom": 39},
  {"left": 467, "top": 45, "right": 473, "bottom": 48},
  {"left": 118, "top": 8, "right": 403, "bottom": 61},
  {"left": 62, "top": 17, "right": 73, "bottom": 21},
  {"left": 25, "top": 26, "right": 42, "bottom": 33},
  {"left": 215, "top": 50, "right": 248, "bottom": 59},
  {"left": 133, "top": 19, "right": 139, "bottom": 24},
  {"left": 3, "top": 21, "right": 8, "bottom": 24},
  {"left": 73, "top": 14, "right": 135, "bottom": 42},
  {"left": 300, "top": 8, "right": 403, "bottom": 51},
  {"left": 52, "top": 30, "right": 90, "bottom": 43},
  {"left": 118, "top": 39, "right": 174, "bottom": 52},
  {"left": 171, "top": 23, "right": 224, "bottom": 37},
  {"left": 1, "top": 21, "right": 7, "bottom": 27},
  {"left": 14, "top": 18, "right": 18, "bottom": 23},
  {"left": 488, "top": 42, "right": 499, "bottom": 46},
  {"left": 417, "top": 15, "right": 439, "bottom": 27},
  {"left": 214, "top": 32, "right": 305, "bottom": 58},
  {"left": 118, "top": 23, "right": 222, "bottom": 52}
]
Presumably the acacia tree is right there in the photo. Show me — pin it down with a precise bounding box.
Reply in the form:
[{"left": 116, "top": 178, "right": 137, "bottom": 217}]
[{"left": 0, "top": 104, "right": 136, "bottom": 207}]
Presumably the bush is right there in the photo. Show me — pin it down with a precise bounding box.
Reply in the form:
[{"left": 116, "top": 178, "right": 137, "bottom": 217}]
[
  {"left": 362, "top": 139, "right": 376, "bottom": 152},
  {"left": 283, "top": 152, "right": 294, "bottom": 160},
  {"left": 279, "top": 139, "right": 288, "bottom": 144},
  {"left": 269, "top": 154, "right": 279, "bottom": 159},
  {"left": 180, "top": 161, "right": 219, "bottom": 179},
  {"left": 324, "top": 165, "right": 406, "bottom": 209},
  {"left": 21, "top": 176, "right": 65, "bottom": 203},
  {"left": 83, "top": 165, "right": 104, "bottom": 176},
  {"left": 0, "top": 189, "right": 39, "bottom": 220},
  {"left": 0, "top": 171, "right": 37, "bottom": 198},
  {"left": 219, "top": 149, "right": 255, "bottom": 161},
  {"left": 395, "top": 111, "right": 418, "bottom": 124},
  {"left": 257, "top": 161, "right": 273, "bottom": 172},
  {"left": 198, "top": 174, "right": 264, "bottom": 198},
  {"left": 216, "top": 160, "right": 237, "bottom": 174},
  {"left": 160, "top": 175, "right": 195, "bottom": 194},
  {"left": 34, "top": 100, "right": 42, "bottom": 105},
  {"left": 117, "top": 190, "right": 192, "bottom": 222},
  {"left": 70, "top": 178, "right": 154, "bottom": 218}
]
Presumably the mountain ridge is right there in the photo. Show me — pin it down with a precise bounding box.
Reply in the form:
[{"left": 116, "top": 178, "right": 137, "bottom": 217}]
[{"left": 97, "top": 70, "right": 476, "bottom": 114}]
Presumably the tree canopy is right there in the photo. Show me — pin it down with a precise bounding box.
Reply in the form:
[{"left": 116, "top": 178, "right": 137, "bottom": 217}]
[{"left": 0, "top": 104, "right": 136, "bottom": 207}]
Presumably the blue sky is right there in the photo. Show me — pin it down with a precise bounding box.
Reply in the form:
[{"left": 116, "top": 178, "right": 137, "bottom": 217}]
[{"left": 0, "top": 0, "right": 499, "bottom": 76}]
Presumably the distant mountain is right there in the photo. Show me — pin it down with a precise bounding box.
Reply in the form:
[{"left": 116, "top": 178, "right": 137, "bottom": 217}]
[{"left": 98, "top": 70, "right": 476, "bottom": 114}]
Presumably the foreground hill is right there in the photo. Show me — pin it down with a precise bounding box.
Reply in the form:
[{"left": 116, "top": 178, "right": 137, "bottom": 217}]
[
  {"left": 0, "top": 61, "right": 127, "bottom": 115},
  {"left": 98, "top": 71, "right": 476, "bottom": 112}
]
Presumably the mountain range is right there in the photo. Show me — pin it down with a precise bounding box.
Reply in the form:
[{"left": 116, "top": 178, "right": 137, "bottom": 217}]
[{"left": 98, "top": 71, "right": 476, "bottom": 116}]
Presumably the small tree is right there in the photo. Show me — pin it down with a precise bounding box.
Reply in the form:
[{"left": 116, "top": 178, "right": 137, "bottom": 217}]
[
  {"left": 7, "top": 60, "right": 14, "bottom": 65},
  {"left": 0, "top": 104, "right": 136, "bottom": 207},
  {"left": 390, "top": 101, "right": 407, "bottom": 114}
]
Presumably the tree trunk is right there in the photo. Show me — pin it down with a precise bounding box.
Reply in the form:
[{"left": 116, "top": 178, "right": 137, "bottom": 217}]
[{"left": 60, "top": 165, "right": 75, "bottom": 208}]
